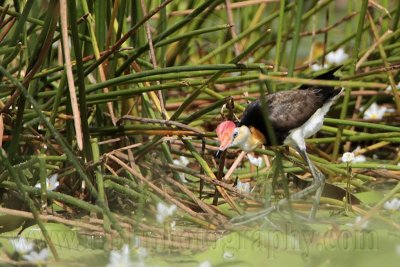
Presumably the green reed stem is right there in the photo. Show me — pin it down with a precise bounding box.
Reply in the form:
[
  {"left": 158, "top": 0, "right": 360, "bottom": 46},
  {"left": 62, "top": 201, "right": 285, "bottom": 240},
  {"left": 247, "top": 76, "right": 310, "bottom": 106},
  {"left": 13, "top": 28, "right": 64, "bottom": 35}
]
[
  {"left": 332, "top": 0, "right": 369, "bottom": 160},
  {"left": 287, "top": 0, "right": 304, "bottom": 77}
]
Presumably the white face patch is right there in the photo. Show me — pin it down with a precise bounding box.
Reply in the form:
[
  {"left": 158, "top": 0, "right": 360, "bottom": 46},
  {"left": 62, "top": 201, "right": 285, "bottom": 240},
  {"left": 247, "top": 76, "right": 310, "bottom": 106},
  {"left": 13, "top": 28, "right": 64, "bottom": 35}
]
[{"left": 230, "top": 126, "right": 251, "bottom": 149}]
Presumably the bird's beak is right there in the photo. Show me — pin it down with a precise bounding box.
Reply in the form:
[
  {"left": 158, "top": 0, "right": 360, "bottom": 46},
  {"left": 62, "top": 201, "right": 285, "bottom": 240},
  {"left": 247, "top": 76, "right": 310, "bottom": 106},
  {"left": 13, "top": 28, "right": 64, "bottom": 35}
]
[{"left": 219, "top": 133, "right": 231, "bottom": 149}]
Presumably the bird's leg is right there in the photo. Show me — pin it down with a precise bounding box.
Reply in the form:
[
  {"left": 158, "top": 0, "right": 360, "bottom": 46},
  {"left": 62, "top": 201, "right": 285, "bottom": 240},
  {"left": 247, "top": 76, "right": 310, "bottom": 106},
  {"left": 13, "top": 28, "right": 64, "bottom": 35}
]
[{"left": 296, "top": 147, "right": 325, "bottom": 220}]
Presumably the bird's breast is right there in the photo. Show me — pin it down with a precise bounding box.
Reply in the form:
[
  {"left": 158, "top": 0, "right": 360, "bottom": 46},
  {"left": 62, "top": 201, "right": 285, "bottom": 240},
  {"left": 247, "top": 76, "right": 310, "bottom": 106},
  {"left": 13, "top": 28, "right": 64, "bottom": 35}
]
[{"left": 242, "top": 126, "right": 266, "bottom": 151}]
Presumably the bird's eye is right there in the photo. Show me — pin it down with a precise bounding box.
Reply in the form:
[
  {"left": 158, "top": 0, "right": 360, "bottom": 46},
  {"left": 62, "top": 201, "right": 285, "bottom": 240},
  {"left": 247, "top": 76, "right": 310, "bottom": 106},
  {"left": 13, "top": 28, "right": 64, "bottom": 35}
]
[{"left": 232, "top": 132, "right": 238, "bottom": 139}]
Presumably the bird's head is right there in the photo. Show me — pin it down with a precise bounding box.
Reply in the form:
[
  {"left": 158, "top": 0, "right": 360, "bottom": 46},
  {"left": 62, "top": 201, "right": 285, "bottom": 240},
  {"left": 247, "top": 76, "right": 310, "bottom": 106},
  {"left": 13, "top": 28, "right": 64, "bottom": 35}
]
[
  {"left": 216, "top": 121, "right": 255, "bottom": 156},
  {"left": 230, "top": 126, "right": 252, "bottom": 150}
]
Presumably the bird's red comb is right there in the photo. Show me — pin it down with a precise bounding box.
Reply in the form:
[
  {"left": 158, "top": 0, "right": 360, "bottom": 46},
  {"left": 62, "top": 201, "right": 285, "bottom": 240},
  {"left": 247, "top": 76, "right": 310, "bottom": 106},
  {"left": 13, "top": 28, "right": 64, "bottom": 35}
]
[
  {"left": 216, "top": 121, "right": 236, "bottom": 151},
  {"left": 216, "top": 120, "right": 235, "bottom": 137}
]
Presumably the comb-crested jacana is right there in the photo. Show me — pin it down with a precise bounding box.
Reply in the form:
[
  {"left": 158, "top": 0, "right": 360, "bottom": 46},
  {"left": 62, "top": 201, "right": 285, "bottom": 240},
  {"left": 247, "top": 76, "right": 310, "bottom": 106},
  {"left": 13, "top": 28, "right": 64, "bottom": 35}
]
[{"left": 216, "top": 66, "right": 343, "bottom": 221}]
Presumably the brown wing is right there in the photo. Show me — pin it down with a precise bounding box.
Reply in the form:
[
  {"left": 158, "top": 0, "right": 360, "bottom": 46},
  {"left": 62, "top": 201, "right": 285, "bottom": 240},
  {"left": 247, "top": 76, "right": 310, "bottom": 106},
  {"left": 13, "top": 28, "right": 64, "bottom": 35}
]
[
  {"left": 239, "top": 87, "right": 339, "bottom": 145},
  {"left": 265, "top": 89, "right": 325, "bottom": 131}
]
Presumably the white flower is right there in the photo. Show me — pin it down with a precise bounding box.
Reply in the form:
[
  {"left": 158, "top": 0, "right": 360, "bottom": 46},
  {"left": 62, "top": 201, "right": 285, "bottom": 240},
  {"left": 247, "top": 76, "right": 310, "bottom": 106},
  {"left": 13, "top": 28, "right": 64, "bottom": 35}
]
[
  {"left": 363, "top": 103, "right": 387, "bottom": 120},
  {"left": 22, "top": 248, "right": 49, "bottom": 263},
  {"left": 35, "top": 174, "right": 59, "bottom": 191},
  {"left": 173, "top": 156, "right": 190, "bottom": 183},
  {"left": 236, "top": 180, "right": 251, "bottom": 193},
  {"left": 247, "top": 154, "right": 263, "bottom": 167},
  {"left": 351, "top": 147, "right": 367, "bottom": 163},
  {"left": 107, "top": 244, "right": 133, "bottom": 267},
  {"left": 346, "top": 216, "right": 369, "bottom": 229},
  {"left": 326, "top": 48, "right": 348, "bottom": 65},
  {"left": 383, "top": 198, "right": 400, "bottom": 211},
  {"left": 311, "top": 63, "right": 329, "bottom": 71},
  {"left": 223, "top": 251, "right": 235, "bottom": 259},
  {"left": 156, "top": 202, "right": 177, "bottom": 224},
  {"left": 199, "top": 261, "right": 212, "bottom": 267},
  {"left": 9, "top": 237, "right": 34, "bottom": 255},
  {"left": 341, "top": 152, "right": 355, "bottom": 163},
  {"left": 176, "top": 156, "right": 189, "bottom": 167},
  {"left": 385, "top": 82, "right": 400, "bottom": 92},
  {"left": 353, "top": 154, "right": 366, "bottom": 163}
]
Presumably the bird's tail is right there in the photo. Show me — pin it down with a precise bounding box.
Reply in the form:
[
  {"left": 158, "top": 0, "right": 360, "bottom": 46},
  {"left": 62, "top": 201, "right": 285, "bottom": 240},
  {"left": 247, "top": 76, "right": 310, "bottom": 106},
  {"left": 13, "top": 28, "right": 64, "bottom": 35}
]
[
  {"left": 299, "top": 65, "right": 342, "bottom": 90},
  {"left": 301, "top": 65, "right": 343, "bottom": 101},
  {"left": 310, "top": 65, "right": 342, "bottom": 81}
]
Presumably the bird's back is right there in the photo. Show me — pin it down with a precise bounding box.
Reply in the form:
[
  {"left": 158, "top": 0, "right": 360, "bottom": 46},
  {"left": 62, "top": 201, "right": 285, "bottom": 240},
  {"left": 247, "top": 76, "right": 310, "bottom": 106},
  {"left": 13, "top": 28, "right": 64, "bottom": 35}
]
[{"left": 239, "top": 67, "right": 342, "bottom": 145}]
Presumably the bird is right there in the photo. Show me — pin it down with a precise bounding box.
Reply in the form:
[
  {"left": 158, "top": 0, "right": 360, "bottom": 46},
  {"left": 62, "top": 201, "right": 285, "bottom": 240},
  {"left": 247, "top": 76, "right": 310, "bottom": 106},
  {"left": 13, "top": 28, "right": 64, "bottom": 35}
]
[{"left": 216, "top": 66, "right": 343, "bottom": 221}]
